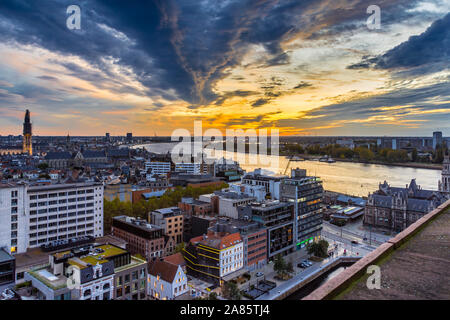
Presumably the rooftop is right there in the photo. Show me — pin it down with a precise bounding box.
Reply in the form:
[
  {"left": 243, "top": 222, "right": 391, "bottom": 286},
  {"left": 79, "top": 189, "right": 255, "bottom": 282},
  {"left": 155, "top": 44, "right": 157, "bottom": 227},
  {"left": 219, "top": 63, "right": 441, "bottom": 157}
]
[
  {"left": 148, "top": 259, "right": 180, "bottom": 283},
  {"left": 190, "top": 232, "right": 242, "bottom": 250},
  {"left": 0, "top": 248, "right": 14, "bottom": 263},
  {"left": 113, "top": 215, "right": 163, "bottom": 232},
  {"left": 54, "top": 244, "right": 127, "bottom": 269},
  {"left": 304, "top": 199, "right": 450, "bottom": 300}
]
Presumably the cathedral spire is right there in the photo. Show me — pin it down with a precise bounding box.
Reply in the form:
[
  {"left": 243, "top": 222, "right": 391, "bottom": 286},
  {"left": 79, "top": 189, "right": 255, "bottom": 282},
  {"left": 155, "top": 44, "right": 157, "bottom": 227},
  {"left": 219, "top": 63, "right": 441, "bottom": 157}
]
[{"left": 22, "top": 109, "right": 33, "bottom": 155}]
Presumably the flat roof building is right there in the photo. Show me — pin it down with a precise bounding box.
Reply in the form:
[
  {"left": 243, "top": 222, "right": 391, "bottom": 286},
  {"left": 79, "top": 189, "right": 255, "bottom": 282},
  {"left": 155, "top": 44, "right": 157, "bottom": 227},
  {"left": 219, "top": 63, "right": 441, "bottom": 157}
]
[{"left": 112, "top": 216, "right": 164, "bottom": 260}]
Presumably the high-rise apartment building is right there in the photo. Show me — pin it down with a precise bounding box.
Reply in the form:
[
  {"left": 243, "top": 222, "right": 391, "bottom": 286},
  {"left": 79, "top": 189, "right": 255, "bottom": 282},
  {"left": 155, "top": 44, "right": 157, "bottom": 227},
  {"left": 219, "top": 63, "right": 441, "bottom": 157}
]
[
  {"left": 0, "top": 182, "right": 104, "bottom": 255},
  {"left": 280, "top": 168, "right": 324, "bottom": 249},
  {"left": 433, "top": 131, "right": 443, "bottom": 149}
]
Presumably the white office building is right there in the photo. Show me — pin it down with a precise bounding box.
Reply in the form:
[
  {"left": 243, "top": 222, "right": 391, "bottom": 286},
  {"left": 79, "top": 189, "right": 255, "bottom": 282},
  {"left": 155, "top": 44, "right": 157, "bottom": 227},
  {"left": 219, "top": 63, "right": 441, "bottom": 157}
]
[
  {"left": 144, "top": 161, "right": 171, "bottom": 175},
  {"left": 0, "top": 182, "right": 104, "bottom": 255},
  {"left": 214, "top": 191, "right": 256, "bottom": 219},
  {"left": 228, "top": 183, "right": 267, "bottom": 202},
  {"left": 174, "top": 162, "right": 201, "bottom": 174},
  {"left": 241, "top": 168, "right": 283, "bottom": 200}
]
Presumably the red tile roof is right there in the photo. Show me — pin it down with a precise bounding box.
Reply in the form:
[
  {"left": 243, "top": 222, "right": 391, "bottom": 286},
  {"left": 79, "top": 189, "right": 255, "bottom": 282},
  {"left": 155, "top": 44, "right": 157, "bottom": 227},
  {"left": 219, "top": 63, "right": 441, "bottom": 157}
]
[
  {"left": 190, "top": 232, "right": 242, "bottom": 250},
  {"left": 164, "top": 252, "right": 186, "bottom": 267},
  {"left": 148, "top": 259, "right": 180, "bottom": 283}
]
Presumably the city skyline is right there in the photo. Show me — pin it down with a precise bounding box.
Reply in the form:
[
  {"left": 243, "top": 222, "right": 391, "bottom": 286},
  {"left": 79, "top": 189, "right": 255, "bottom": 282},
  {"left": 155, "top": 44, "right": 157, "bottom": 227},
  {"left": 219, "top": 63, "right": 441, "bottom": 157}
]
[{"left": 0, "top": 1, "right": 449, "bottom": 136}]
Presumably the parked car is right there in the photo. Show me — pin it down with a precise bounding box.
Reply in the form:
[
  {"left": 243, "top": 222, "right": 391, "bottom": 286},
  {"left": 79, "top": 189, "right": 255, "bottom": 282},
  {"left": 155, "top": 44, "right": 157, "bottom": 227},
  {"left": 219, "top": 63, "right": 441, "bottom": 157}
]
[
  {"left": 256, "top": 272, "right": 264, "bottom": 277},
  {"left": 297, "top": 262, "right": 307, "bottom": 268},
  {"left": 351, "top": 240, "right": 359, "bottom": 244},
  {"left": 302, "top": 259, "right": 312, "bottom": 266}
]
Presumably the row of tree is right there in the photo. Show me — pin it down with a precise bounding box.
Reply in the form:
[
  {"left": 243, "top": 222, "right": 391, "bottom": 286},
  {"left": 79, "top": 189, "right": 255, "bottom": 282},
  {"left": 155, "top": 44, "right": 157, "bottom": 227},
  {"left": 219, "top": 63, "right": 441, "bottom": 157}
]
[
  {"left": 103, "top": 183, "right": 228, "bottom": 232},
  {"left": 283, "top": 143, "right": 443, "bottom": 163}
]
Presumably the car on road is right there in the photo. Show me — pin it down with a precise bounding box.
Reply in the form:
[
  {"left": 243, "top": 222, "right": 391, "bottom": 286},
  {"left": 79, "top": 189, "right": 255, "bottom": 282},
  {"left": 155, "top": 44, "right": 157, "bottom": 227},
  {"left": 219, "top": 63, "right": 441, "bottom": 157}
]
[
  {"left": 302, "top": 259, "right": 313, "bottom": 266},
  {"left": 256, "top": 272, "right": 264, "bottom": 277},
  {"left": 351, "top": 240, "right": 359, "bottom": 244}
]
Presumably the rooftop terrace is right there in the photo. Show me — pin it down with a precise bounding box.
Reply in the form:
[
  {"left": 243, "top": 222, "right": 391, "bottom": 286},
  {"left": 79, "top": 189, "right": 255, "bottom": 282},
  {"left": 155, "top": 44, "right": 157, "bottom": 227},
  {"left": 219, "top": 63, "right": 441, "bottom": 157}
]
[{"left": 55, "top": 244, "right": 127, "bottom": 269}]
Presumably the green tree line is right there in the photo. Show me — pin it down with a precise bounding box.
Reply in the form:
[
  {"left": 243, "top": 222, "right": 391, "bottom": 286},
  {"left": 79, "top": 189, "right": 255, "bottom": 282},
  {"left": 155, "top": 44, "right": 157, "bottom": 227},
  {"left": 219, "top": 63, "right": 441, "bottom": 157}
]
[{"left": 103, "top": 183, "right": 228, "bottom": 232}]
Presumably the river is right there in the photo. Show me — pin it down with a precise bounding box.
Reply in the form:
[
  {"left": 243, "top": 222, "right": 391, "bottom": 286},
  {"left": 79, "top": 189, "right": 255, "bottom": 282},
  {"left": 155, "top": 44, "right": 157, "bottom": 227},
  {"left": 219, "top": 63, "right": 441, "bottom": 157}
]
[{"left": 135, "top": 142, "right": 441, "bottom": 197}]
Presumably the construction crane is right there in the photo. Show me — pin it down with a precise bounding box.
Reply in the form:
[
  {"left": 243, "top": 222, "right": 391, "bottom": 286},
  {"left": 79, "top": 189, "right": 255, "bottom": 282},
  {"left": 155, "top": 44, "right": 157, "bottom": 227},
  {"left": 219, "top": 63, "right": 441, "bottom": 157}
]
[{"left": 283, "top": 157, "right": 292, "bottom": 176}]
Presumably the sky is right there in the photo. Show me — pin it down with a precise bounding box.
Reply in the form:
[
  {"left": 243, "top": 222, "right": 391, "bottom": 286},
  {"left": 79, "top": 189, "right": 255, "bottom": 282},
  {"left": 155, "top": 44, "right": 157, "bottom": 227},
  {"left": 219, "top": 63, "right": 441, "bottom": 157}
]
[{"left": 0, "top": 0, "right": 449, "bottom": 136}]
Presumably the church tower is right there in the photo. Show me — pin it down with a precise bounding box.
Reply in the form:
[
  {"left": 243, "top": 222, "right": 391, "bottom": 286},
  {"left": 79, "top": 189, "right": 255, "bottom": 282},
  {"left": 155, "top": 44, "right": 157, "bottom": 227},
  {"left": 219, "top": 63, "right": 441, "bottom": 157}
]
[
  {"left": 438, "top": 151, "right": 450, "bottom": 196},
  {"left": 22, "top": 109, "right": 32, "bottom": 155}
]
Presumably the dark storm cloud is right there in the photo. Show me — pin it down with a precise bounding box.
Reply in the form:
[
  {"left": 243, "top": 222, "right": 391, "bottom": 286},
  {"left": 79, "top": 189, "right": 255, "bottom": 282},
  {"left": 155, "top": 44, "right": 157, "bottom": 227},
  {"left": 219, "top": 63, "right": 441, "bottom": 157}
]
[
  {"left": 348, "top": 13, "right": 450, "bottom": 75},
  {"left": 293, "top": 81, "right": 313, "bottom": 89},
  {"left": 0, "top": 0, "right": 444, "bottom": 108},
  {"left": 37, "top": 75, "right": 59, "bottom": 81},
  {"left": 251, "top": 98, "right": 269, "bottom": 108},
  {"left": 214, "top": 90, "right": 259, "bottom": 106},
  {"left": 224, "top": 111, "right": 282, "bottom": 127}
]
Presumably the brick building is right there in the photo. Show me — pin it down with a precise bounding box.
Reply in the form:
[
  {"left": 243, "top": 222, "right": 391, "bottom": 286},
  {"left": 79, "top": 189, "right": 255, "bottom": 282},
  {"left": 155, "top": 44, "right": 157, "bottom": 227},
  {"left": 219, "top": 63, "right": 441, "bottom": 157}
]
[{"left": 112, "top": 216, "right": 165, "bottom": 260}]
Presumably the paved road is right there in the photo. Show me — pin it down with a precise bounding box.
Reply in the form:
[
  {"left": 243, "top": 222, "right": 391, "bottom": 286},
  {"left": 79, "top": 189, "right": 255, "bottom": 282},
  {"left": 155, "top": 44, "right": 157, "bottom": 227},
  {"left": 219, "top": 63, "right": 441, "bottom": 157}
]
[
  {"left": 322, "top": 231, "right": 375, "bottom": 256},
  {"left": 256, "top": 254, "right": 360, "bottom": 300},
  {"left": 323, "top": 221, "right": 393, "bottom": 244}
]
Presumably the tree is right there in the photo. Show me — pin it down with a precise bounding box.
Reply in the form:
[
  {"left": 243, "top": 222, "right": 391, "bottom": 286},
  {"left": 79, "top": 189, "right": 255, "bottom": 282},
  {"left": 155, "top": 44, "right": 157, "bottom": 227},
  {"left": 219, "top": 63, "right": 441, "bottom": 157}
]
[
  {"left": 223, "top": 281, "right": 241, "bottom": 300},
  {"left": 38, "top": 163, "right": 49, "bottom": 170},
  {"left": 286, "top": 261, "right": 294, "bottom": 273},
  {"left": 273, "top": 254, "right": 287, "bottom": 276},
  {"left": 412, "top": 148, "right": 418, "bottom": 162},
  {"left": 208, "top": 292, "right": 218, "bottom": 300},
  {"left": 307, "top": 240, "right": 329, "bottom": 258},
  {"left": 102, "top": 182, "right": 229, "bottom": 233},
  {"left": 174, "top": 242, "right": 186, "bottom": 254}
]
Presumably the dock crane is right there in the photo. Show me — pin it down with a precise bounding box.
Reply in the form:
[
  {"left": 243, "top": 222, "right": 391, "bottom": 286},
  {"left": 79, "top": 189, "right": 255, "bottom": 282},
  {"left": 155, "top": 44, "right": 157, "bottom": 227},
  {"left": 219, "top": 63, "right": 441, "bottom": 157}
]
[{"left": 283, "top": 157, "right": 292, "bottom": 176}]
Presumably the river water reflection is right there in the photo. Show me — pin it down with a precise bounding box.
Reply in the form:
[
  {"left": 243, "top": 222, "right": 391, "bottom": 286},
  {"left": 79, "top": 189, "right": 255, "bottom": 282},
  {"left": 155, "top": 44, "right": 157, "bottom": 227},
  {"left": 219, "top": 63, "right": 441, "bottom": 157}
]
[{"left": 137, "top": 143, "right": 441, "bottom": 197}]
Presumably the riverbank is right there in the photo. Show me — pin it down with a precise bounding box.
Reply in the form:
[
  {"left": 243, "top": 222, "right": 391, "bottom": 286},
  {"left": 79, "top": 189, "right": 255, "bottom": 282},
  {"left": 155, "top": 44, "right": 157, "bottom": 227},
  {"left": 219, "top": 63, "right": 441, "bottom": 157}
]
[{"left": 282, "top": 153, "right": 442, "bottom": 170}]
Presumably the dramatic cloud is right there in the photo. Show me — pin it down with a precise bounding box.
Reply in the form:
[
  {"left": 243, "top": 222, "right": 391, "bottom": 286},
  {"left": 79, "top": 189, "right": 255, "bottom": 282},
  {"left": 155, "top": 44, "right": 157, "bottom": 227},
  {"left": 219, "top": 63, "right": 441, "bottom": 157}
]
[
  {"left": 0, "top": 0, "right": 448, "bottom": 135},
  {"left": 348, "top": 12, "right": 450, "bottom": 75}
]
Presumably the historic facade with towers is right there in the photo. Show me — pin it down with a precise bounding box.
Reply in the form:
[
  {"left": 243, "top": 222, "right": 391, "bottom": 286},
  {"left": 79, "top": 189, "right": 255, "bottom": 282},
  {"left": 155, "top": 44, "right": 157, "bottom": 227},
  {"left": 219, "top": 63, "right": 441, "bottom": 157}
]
[
  {"left": 438, "top": 152, "right": 450, "bottom": 197},
  {"left": 364, "top": 179, "right": 446, "bottom": 232}
]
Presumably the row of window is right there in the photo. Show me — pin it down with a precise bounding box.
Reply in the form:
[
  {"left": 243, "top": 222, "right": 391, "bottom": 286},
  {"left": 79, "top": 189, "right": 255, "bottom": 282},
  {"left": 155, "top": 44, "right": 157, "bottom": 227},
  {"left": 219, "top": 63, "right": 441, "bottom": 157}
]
[
  {"left": 29, "top": 189, "right": 95, "bottom": 200},
  {"left": 29, "top": 231, "right": 94, "bottom": 246}
]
